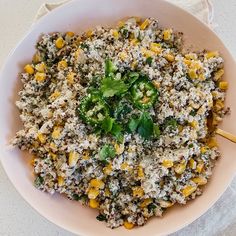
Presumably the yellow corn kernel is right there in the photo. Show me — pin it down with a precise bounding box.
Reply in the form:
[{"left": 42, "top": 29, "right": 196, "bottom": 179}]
[
  {"left": 185, "top": 53, "right": 197, "bottom": 60},
  {"left": 119, "top": 51, "right": 128, "bottom": 61},
  {"left": 219, "top": 81, "right": 228, "bottom": 90},
  {"left": 140, "top": 18, "right": 150, "bottom": 30},
  {"left": 89, "top": 199, "right": 99, "bottom": 208},
  {"left": 189, "top": 120, "right": 198, "bottom": 129},
  {"left": 90, "top": 179, "right": 105, "bottom": 189},
  {"left": 205, "top": 51, "right": 219, "bottom": 59},
  {"left": 112, "top": 30, "right": 119, "bottom": 39},
  {"left": 188, "top": 69, "right": 197, "bottom": 79},
  {"left": 152, "top": 80, "right": 160, "bottom": 89},
  {"left": 33, "top": 53, "right": 41, "bottom": 63},
  {"left": 82, "top": 150, "right": 90, "bottom": 160},
  {"left": 162, "top": 160, "right": 173, "bottom": 168},
  {"left": 208, "top": 137, "right": 218, "bottom": 148},
  {"left": 57, "top": 60, "right": 68, "bottom": 70},
  {"left": 163, "top": 29, "right": 172, "bottom": 41},
  {"left": 88, "top": 188, "right": 100, "bottom": 200},
  {"left": 52, "top": 126, "right": 62, "bottom": 139},
  {"left": 189, "top": 158, "right": 196, "bottom": 169},
  {"left": 121, "top": 162, "right": 130, "bottom": 170},
  {"left": 140, "top": 198, "right": 153, "bottom": 208},
  {"left": 215, "top": 100, "right": 224, "bottom": 111},
  {"left": 117, "top": 20, "right": 125, "bottom": 28},
  {"left": 159, "top": 200, "right": 174, "bottom": 208},
  {"left": 174, "top": 163, "right": 186, "bottom": 174},
  {"left": 86, "top": 29, "right": 93, "bottom": 38},
  {"left": 183, "top": 58, "right": 191, "bottom": 66},
  {"left": 131, "top": 60, "right": 138, "bottom": 69},
  {"left": 141, "top": 48, "right": 154, "bottom": 58},
  {"left": 35, "top": 62, "right": 46, "bottom": 72},
  {"left": 30, "top": 157, "right": 35, "bottom": 166},
  {"left": 182, "top": 185, "right": 197, "bottom": 197},
  {"left": 50, "top": 90, "right": 61, "bottom": 100},
  {"left": 50, "top": 142, "right": 57, "bottom": 150},
  {"left": 214, "top": 69, "right": 224, "bottom": 81},
  {"left": 49, "top": 152, "right": 57, "bottom": 160},
  {"left": 105, "top": 188, "right": 110, "bottom": 197},
  {"left": 196, "top": 161, "right": 204, "bottom": 173},
  {"left": 200, "top": 146, "right": 207, "bottom": 154},
  {"left": 199, "top": 73, "right": 206, "bottom": 81},
  {"left": 24, "top": 64, "right": 34, "bottom": 75},
  {"left": 130, "top": 38, "right": 139, "bottom": 46},
  {"left": 178, "top": 125, "right": 184, "bottom": 132},
  {"left": 192, "top": 177, "right": 207, "bottom": 185},
  {"left": 37, "top": 133, "right": 46, "bottom": 144},
  {"left": 35, "top": 72, "right": 46, "bottom": 82},
  {"left": 57, "top": 176, "right": 64, "bottom": 187},
  {"left": 150, "top": 42, "right": 162, "bottom": 54},
  {"left": 132, "top": 187, "right": 144, "bottom": 197},
  {"left": 114, "top": 143, "right": 124, "bottom": 155},
  {"left": 66, "top": 72, "right": 76, "bottom": 84},
  {"left": 138, "top": 165, "right": 145, "bottom": 178},
  {"left": 124, "top": 221, "right": 134, "bottom": 230},
  {"left": 68, "top": 151, "right": 79, "bottom": 167},
  {"left": 103, "top": 163, "right": 113, "bottom": 175},
  {"left": 55, "top": 37, "right": 65, "bottom": 49},
  {"left": 190, "top": 61, "right": 202, "bottom": 70},
  {"left": 164, "top": 54, "right": 175, "bottom": 62},
  {"left": 66, "top": 31, "right": 75, "bottom": 37}
]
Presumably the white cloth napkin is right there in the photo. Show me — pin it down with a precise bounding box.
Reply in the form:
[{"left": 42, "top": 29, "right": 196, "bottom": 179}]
[
  {"left": 35, "top": 0, "right": 214, "bottom": 26},
  {"left": 33, "top": 1, "right": 236, "bottom": 236}
]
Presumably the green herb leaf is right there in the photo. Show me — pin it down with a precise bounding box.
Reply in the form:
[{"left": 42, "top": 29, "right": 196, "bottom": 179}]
[
  {"left": 146, "top": 57, "right": 153, "bottom": 66},
  {"left": 128, "top": 117, "right": 140, "bottom": 132},
  {"left": 153, "top": 124, "right": 161, "bottom": 138},
  {"left": 34, "top": 176, "right": 44, "bottom": 187},
  {"left": 137, "top": 112, "right": 154, "bottom": 139},
  {"left": 114, "top": 102, "right": 132, "bottom": 120},
  {"left": 99, "top": 144, "right": 116, "bottom": 161},
  {"left": 163, "top": 117, "right": 178, "bottom": 130},
  {"left": 148, "top": 203, "right": 157, "bottom": 212},
  {"left": 120, "top": 28, "right": 129, "bottom": 38},
  {"left": 101, "top": 77, "right": 128, "bottom": 97},
  {"left": 111, "top": 122, "right": 124, "bottom": 143},
  {"left": 101, "top": 116, "right": 114, "bottom": 133},
  {"left": 105, "top": 59, "right": 117, "bottom": 76},
  {"left": 96, "top": 214, "right": 107, "bottom": 222}
]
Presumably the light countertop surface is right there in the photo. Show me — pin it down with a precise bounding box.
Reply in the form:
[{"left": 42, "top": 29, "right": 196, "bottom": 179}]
[{"left": 0, "top": 0, "right": 236, "bottom": 235}]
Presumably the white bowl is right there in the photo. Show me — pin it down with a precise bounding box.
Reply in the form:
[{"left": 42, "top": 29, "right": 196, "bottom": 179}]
[{"left": 0, "top": 0, "right": 236, "bottom": 235}]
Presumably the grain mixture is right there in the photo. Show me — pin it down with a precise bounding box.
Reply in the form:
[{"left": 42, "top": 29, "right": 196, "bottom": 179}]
[{"left": 13, "top": 17, "right": 229, "bottom": 229}]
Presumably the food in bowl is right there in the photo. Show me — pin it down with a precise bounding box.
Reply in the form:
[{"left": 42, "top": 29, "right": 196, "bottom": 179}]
[{"left": 12, "top": 17, "right": 229, "bottom": 229}]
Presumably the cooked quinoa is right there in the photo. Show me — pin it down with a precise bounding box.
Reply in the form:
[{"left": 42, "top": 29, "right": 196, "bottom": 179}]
[{"left": 13, "top": 17, "right": 229, "bottom": 229}]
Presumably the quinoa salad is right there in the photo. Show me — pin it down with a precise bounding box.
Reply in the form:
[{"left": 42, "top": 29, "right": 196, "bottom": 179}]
[{"left": 13, "top": 17, "right": 229, "bottom": 229}]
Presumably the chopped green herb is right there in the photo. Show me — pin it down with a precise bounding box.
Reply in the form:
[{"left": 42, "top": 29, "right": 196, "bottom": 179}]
[
  {"left": 99, "top": 144, "right": 116, "bottom": 161},
  {"left": 163, "top": 117, "right": 178, "bottom": 130},
  {"left": 96, "top": 214, "right": 107, "bottom": 222},
  {"left": 153, "top": 124, "right": 161, "bottom": 138},
  {"left": 146, "top": 57, "right": 153, "bottom": 66},
  {"left": 34, "top": 175, "right": 44, "bottom": 187},
  {"left": 137, "top": 112, "right": 154, "bottom": 139},
  {"left": 120, "top": 28, "right": 129, "bottom": 38},
  {"left": 101, "top": 116, "right": 114, "bottom": 133},
  {"left": 80, "top": 42, "right": 89, "bottom": 49},
  {"left": 148, "top": 203, "right": 157, "bottom": 212},
  {"left": 128, "top": 117, "right": 140, "bottom": 133},
  {"left": 105, "top": 59, "right": 117, "bottom": 77},
  {"left": 188, "top": 144, "right": 194, "bottom": 148}
]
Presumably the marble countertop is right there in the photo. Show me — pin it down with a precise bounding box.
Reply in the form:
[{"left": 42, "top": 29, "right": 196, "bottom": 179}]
[{"left": 0, "top": 0, "right": 236, "bottom": 235}]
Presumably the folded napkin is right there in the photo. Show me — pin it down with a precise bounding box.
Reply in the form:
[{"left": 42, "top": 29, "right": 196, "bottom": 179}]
[{"left": 35, "top": 0, "right": 214, "bottom": 26}]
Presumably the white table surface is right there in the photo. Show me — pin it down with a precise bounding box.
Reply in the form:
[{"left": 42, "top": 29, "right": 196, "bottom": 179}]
[{"left": 0, "top": 0, "right": 236, "bottom": 235}]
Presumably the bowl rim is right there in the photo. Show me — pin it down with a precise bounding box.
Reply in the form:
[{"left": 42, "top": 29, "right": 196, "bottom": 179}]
[{"left": 1, "top": 0, "right": 236, "bottom": 235}]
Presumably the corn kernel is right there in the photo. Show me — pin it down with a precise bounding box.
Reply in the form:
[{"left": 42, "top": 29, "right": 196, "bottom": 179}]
[
  {"left": 112, "top": 30, "right": 119, "bottom": 39},
  {"left": 182, "top": 185, "right": 197, "bottom": 197},
  {"left": 196, "top": 161, "right": 204, "bottom": 173},
  {"left": 88, "top": 188, "right": 100, "bottom": 200},
  {"left": 141, "top": 48, "right": 154, "bottom": 58},
  {"left": 159, "top": 200, "right": 174, "bottom": 208},
  {"left": 164, "top": 54, "right": 175, "bottom": 62},
  {"left": 150, "top": 42, "right": 162, "bottom": 54},
  {"left": 132, "top": 187, "right": 144, "bottom": 197},
  {"left": 152, "top": 81, "right": 160, "bottom": 89},
  {"left": 50, "top": 142, "right": 57, "bottom": 150},
  {"left": 58, "top": 176, "right": 64, "bottom": 187},
  {"left": 205, "top": 51, "right": 219, "bottom": 59},
  {"left": 24, "top": 64, "right": 35, "bottom": 75},
  {"left": 82, "top": 150, "right": 90, "bottom": 160},
  {"left": 130, "top": 38, "right": 139, "bottom": 46},
  {"left": 200, "top": 146, "right": 207, "bottom": 154},
  {"left": 183, "top": 58, "right": 191, "bottom": 66},
  {"left": 35, "top": 72, "right": 46, "bottom": 82},
  {"left": 175, "top": 163, "right": 186, "bottom": 174},
  {"left": 105, "top": 188, "right": 110, "bottom": 197},
  {"left": 55, "top": 37, "right": 65, "bottom": 49},
  {"left": 214, "top": 69, "right": 224, "bottom": 81},
  {"left": 185, "top": 53, "right": 197, "bottom": 60},
  {"left": 131, "top": 60, "right": 138, "bottom": 69},
  {"left": 49, "top": 152, "right": 57, "bottom": 160},
  {"left": 163, "top": 29, "right": 172, "bottom": 41},
  {"left": 89, "top": 199, "right": 99, "bottom": 208},
  {"left": 189, "top": 158, "right": 196, "bottom": 169},
  {"left": 192, "top": 177, "right": 207, "bottom": 185},
  {"left": 219, "top": 81, "right": 228, "bottom": 90},
  {"left": 199, "top": 73, "right": 206, "bottom": 81},
  {"left": 103, "top": 163, "right": 113, "bottom": 175},
  {"left": 33, "top": 53, "right": 41, "bottom": 63},
  {"left": 188, "top": 69, "right": 197, "bottom": 79},
  {"left": 119, "top": 51, "right": 128, "bottom": 61},
  {"left": 50, "top": 90, "right": 61, "bottom": 100},
  {"left": 140, "top": 18, "right": 150, "bottom": 30},
  {"left": 117, "top": 20, "right": 125, "bottom": 28},
  {"left": 57, "top": 60, "right": 68, "bottom": 70},
  {"left": 138, "top": 165, "right": 145, "bottom": 178},
  {"left": 189, "top": 120, "right": 198, "bottom": 129},
  {"left": 52, "top": 126, "right": 62, "bottom": 139},
  {"left": 90, "top": 179, "right": 105, "bottom": 189},
  {"left": 37, "top": 133, "right": 46, "bottom": 144},
  {"left": 215, "top": 100, "right": 224, "bottom": 111},
  {"left": 190, "top": 61, "right": 202, "bottom": 70},
  {"left": 66, "top": 31, "right": 75, "bottom": 37},
  {"left": 68, "top": 151, "right": 79, "bottom": 167},
  {"left": 140, "top": 198, "right": 153, "bottom": 208},
  {"left": 35, "top": 62, "right": 46, "bottom": 72},
  {"left": 114, "top": 143, "right": 124, "bottom": 155},
  {"left": 121, "top": 162, "right": 129, "bottom": 170},
  {"left": 124, "top": 221, "right": 134, "bottom": 230},
  {"left": 86, "top": 29, "right": 93, "bottom": 38},
  {"left": 208, "top": 137, "right": 218, "bottom": 148},
  {"left": 162, "top": 160, "right": 173, "bottom": 168},
  {"left": 66, "top": 72, "right": 76, "bottom": 84}
]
